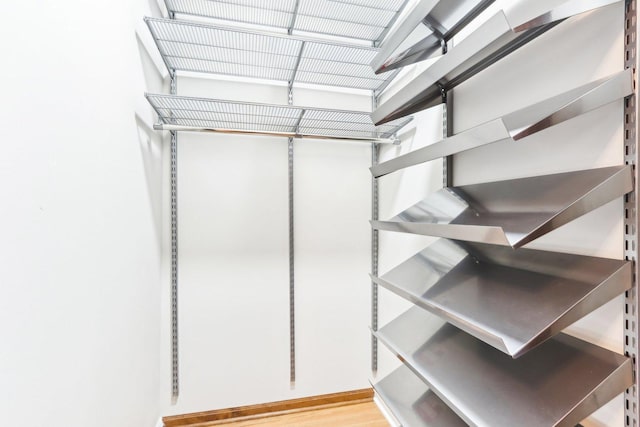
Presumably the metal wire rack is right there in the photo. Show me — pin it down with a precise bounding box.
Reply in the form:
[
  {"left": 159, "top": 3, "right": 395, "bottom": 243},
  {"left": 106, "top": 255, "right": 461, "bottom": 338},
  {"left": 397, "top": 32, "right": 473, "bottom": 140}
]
[
  {"left": 145, "top": 93, "right": 412, "bottom": 141},
  {"left": 163, "top": 0, "right": 409, "bottom": 42},
  {"left": 145, "top": 17, "right": 400, "bottom": 91}
]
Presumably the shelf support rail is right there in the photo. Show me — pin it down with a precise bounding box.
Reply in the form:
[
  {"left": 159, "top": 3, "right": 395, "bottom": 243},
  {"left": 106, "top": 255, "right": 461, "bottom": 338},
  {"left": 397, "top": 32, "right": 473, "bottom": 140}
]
[
  {"left": 288, "top": 85, "right": 296, "bottom": 386},
  {"left": 288, "top": 135, "right": 295, "bottom": 385},
  {"left": 441, "top": 39, "right": 453, "bottom": 188},
  {"left": 169, "top": 72, "right": 179, "bottom": 402},
  {"left": 624, "top": 0, "right": 639, "bottom": 425},
  {"left": 289, "top": 41, "right": 306, "bottom": 93},
  {"left": 371, "top": 95, "right": 380, "bottom": 375}
]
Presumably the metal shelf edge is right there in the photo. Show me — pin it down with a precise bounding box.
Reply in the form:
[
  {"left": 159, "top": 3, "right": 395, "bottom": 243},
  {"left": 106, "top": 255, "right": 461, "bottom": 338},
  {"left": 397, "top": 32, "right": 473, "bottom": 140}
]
[
  {"left": 372, "top": 365, "right": 467, "bottom": 427},
  {"left": 372, "top": 0, "right": 496, "bottom": 74},
  {"left": 370, "top": 0, "right": 441, "bottom": 72}
]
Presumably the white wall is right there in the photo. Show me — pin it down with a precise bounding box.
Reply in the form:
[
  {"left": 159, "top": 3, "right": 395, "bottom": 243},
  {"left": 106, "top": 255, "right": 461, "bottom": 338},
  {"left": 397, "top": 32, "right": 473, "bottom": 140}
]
[
  {"left": 0, "top": 1, "right": 164, "bottom": 426},
  {"left": 377, "top": 2, "right": 626, "bottom": 426},
  {"left": 160, "top": 76, "right": 377, "bottom": 415}
]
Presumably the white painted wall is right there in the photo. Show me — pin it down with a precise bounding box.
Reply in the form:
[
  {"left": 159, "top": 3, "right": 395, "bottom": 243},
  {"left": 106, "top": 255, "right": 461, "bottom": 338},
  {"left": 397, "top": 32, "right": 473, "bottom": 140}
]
[
  {"left": 0, "top": 1, "right": 165, "bottom": 426},
  {"left": 376, "top": 2, "right": 627, "bottom": 426},
  {"left": 160, "top": 76, "right": 377, "bottom": 415}
]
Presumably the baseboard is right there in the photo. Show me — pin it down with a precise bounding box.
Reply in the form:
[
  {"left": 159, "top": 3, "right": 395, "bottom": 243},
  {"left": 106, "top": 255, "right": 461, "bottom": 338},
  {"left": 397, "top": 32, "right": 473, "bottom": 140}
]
[{"left": 162, "top": 388, "right": 374, "bottom": 427}]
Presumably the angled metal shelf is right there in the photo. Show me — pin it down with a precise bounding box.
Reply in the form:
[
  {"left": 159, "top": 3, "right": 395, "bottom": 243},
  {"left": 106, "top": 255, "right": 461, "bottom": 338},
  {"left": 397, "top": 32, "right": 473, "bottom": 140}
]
[
  {"left": 372, "top": 239, "right": 631, "bottom": 358},
  {"left": 375, "top": 307, "right": 632, "bottom": 426},
  {"left": 372, "top": 69, "right": 633, "bottom": 177},
  {"left": 145, "top": 93, "right": 412, "bottom": 142},
  {"left": 372, "top": 165, "right": 632, "bottom": 248},
  {"left": 372, "top": 0, "right": 621, "bottom": 124},
  {"left": 373, "top": 365, "right": 467, "bottom": 427},
  {"left": 371, "top": 0, "right": 495, "bottom": 74},
  {"left": 162, "top": 0, "right": 409, "bottom": 43},
  {"left": 144, "top": 17, "right": 401, "bottom": 92}
]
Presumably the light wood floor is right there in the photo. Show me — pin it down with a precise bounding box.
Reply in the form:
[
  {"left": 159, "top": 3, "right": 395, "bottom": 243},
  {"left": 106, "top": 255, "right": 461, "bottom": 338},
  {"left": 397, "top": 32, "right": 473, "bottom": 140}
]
[{"left": 197, "top": 402, "right": 389, "bottom": 427}]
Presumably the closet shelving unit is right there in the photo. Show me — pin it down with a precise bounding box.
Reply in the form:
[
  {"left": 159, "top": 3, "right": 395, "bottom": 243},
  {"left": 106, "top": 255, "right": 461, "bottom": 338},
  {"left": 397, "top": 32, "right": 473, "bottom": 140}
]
[
  {"left": 371, "top": 0, "right": 622, "bottom": 125},
  {"left": 370, "top": 0, "right": 640, "bottom": 426},
  {"left": 144, "top": 0, "right": 415, "bottom": 400}
]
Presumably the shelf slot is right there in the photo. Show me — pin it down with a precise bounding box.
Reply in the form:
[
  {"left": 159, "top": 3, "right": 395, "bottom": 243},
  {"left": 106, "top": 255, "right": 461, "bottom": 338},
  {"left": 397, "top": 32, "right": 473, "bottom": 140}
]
[
  {"left": 373, "top": 365, "right": 467, "bottom": 427},
  {"left": 163, "top": 0, "right": 409, "bottom": 43},
  {"left": 145, "top": 93, "right": 412, "bottom": 142},
  {"left": 372, "top": 0, "right": 621, "bottom": 125},
  {"left": 375, "top": 307, "right": 632, "bottom": 426},
  {"left": 373, "top": 239, "right": 631, "bottom": 357},
  {"left": 371, "top": 0, "right": 495, "bottom": 74},
  {"left": 372, "top": 165, "right": 632, "bottom": 248},
  {"left": 144, "top": 17, "right": 401, "bottom": 91},
  {"left": 371, "top": 69, "right": 633, "bottom": 177}
]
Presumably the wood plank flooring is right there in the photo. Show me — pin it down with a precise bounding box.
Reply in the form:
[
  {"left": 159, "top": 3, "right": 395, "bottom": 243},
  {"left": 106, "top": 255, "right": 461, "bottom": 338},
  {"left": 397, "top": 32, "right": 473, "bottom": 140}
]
[{"left": 188, "top": 402, "right": 389, "bottom": 427}]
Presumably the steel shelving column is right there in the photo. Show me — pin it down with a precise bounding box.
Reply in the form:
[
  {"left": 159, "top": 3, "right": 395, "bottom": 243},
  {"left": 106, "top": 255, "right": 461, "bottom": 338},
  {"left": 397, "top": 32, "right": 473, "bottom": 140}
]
[
  {"left": 624, "top": 1, "right": 639, "bottom": 425},
  {"left": 169, "top": 70, "right": 179, "bottom": 401}
]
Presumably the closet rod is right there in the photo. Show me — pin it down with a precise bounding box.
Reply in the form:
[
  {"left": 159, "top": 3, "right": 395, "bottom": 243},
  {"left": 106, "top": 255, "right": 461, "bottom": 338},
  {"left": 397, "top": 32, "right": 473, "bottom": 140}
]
[{"left": 153, "top": 124, "right": 398, "bottom": 143}]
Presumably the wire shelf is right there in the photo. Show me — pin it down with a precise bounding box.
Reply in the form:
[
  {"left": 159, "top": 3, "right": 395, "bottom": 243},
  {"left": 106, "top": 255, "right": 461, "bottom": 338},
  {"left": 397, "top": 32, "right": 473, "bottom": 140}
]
[
  {"left": 163, "top": 0, "right": 408, "bottom": 42},
  {"left": 146, "top": 17, "right": 398, "bottom": 91},
  {"left": 145, "top": 93, "right": 412, "bottom": 141}
]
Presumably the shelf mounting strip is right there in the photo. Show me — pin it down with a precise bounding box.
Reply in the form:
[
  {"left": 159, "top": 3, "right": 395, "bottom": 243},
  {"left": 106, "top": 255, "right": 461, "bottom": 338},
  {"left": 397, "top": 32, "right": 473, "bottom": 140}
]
[{"left": 624, "top": 0, "right": 639, "bottom": 425}]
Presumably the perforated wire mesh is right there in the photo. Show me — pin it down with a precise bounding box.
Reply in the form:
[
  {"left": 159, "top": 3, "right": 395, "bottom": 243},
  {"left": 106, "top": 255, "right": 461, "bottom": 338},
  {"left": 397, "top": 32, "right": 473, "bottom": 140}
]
[
  {"left": 166, "top": 0, "right": 296, "bottom": 28},
  {"left": 164, "top": 0, "right": 406, "bottom": 41},
  {"left": 146, "top": 18, "right": 391, "bottom": 90},
  {"left": 145, "top": 93, "right": 411, "bottom": 139}
]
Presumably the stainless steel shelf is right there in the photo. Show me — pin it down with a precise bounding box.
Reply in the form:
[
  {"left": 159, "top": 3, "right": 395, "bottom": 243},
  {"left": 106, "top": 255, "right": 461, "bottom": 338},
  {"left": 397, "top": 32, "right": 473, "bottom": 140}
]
[
  {"left": 372, "top": 69, "right": 633, "bottom": 177},
  {"left": 146, "top": 93, "right": 412, "bottom": 142},
  {"left": 371, "top": 0, "right": 495, "bottom": 74},
  {"left": 144, "top": 17, "right": 401, "bottom": 91},
  {"left": 373, "top": 239, "right": 631, "bottom": 357},
  {"left": 372, "top": 0, "right": 621, "bottom": 125},
  {"left": 375, "top": 307, "right": 632, "bottom": 426},
  {"left": 373, "top": 365, "right": 467, "bottom": 427},
  {"left": 162, "top": 0, "right": 409, "bottom": 43},
  {"left": 373, "top": 166, "right": 632, "bottom": 248}
]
